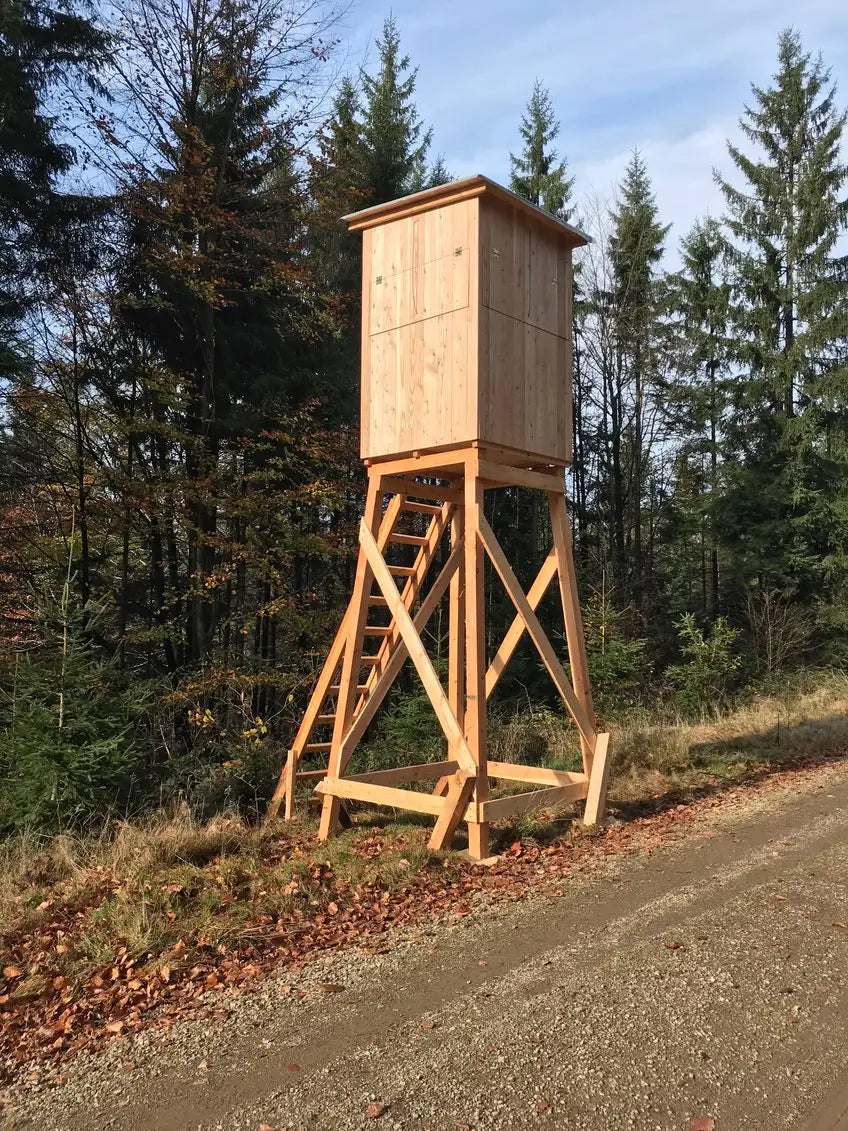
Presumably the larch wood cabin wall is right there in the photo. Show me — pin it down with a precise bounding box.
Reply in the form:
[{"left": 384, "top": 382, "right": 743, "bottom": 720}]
[{"left": 358, "top": 183, "right": 580, "bottom": 465}]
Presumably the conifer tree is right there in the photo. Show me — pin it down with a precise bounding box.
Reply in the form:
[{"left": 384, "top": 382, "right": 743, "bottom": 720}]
[
  {"left": 506, "top": 80, "right": 576, "bottom": 579},
  {"left": 606, "top": 152, "right": 669, "bottom": 602},
  {"left": 308, "top": 77, "right": 369, "bottom": 416},
  {"left": 716, "top": 28, "right": 848, "bottom": 611},
  {"left": 509, "top": 80, "right": 574, "bottom": 219},
  {"left": 424, "top": 154, "right": 453, "bottom": 188},
  {"left": 360, "top": 16, "right": 432, "bottom": 204},
  {"left": 0, "top": 0, "right": 106, "bottom": 377},
  {"left": 717, "top": 28, "right": 847, "bottom": 423},
  {"left": 670, "top": 218, "right": 732, "bottom": 617}
]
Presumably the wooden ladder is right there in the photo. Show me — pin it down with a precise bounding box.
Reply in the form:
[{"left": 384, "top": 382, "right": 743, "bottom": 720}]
[{"left": 268, "top": 492, "right": 454, "bottom": 820}]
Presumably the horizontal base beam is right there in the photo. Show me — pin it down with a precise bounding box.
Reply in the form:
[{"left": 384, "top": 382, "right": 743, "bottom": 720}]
[
  {"left": 346, "top": 761, "right": 459, "bottom": 786},
  {"left": 314, "top": 763, "right": 590, "bottom": 826},
  {"left": 486, "top": 761, "right": 586, "bottom": 787},
  {"left": 479, "top": 782, "right": 587, "bottom": 821},
  {"left": 315, "top": 777, "right": 446, "bottom": 816}
]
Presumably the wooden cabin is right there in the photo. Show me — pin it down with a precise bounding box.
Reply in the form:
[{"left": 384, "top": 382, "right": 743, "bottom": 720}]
[{"left": 344, "top": 174, "right": 589, "bottom": 467}]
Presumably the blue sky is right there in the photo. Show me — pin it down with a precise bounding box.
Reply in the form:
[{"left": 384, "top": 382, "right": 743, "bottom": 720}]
[{"left": 334, "top": 0, "right": 848, "bottom": 259}]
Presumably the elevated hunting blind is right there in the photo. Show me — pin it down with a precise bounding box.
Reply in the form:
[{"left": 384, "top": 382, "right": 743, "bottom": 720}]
[{"left": 268, "top": 176, "right": 612, "bottom": 860}]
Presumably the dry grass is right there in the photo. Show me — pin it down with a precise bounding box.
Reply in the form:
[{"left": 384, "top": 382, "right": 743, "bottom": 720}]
[
  {"left": 609, "top": 669, "right": 848, "bottom": 803},
  {"left": 2, "top": 670, "right": 847, "bottom": 961},
  {"left": 0, "top": 807, "right": 260, "bottom": 937},
  {"left": 0, "top": 803, "right": 442, "bottom": 974},
  {"left": 487, "top": 670, "right": 848, "bottom": 801}
]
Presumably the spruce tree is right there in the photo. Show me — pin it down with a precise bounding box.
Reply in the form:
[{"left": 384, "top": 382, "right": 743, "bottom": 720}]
[
  {"left": 606, "top": 152, "right": 669, "bottom": 603},
  {"left": 307, "top": 77, "right": 369, "bottom": 418},
  {"left": 717, "top": 27, "right": 847, "bottom": 422},
  {"left": 0, "top": 0, "right": 106, "bottom": 377},
  {"left": 669, "top": 218, "right": 732, "bottom": 617},
  {"left": 509, "top": 80, "right": 574, "bottom": 219},
  {"left": 360, "top": 16, "right": 432, "bottom": 204},
  {"left": 716, "top": 29, "right": 848, "bottom": 614},
  {"left": 424, "top": 154, "right": 453, "bottom": 188},
  {"left": 506, "top": 80, "right": 575, "bottom": 585}
]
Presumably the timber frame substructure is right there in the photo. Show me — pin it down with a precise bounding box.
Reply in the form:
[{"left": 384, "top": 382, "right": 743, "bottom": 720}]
[{"left": 267, "top": 443, "right": 612, "bottom": 860}]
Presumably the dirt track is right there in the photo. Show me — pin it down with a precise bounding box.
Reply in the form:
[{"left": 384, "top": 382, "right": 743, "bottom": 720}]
[{"left": 6, "top": 761, "right": 848, "bottom": 1131}]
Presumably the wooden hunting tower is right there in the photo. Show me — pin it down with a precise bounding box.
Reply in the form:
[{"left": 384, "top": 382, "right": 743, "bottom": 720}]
[{"left": 269, "top": 176, "right": 612, "bottom": 860}]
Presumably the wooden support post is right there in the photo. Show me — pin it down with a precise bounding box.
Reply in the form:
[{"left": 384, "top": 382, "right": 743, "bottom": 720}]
[
  {"left": 448, "top": 507, "right": 465, "bottom": 763},
  {"left": 583, "top": 731, "right": 612, "bottom": 826},
  {"left": 463, "top": 468, "right": 489, "bottom": 859},
  {"left": 549, "top": 491, "right": 596, "bottom": 775},
  {"left": 283, "top": 749, "right": 296, "bottom": 820},
  {"left": 318, "top": 476, "right": 383, "bottom": 841}
]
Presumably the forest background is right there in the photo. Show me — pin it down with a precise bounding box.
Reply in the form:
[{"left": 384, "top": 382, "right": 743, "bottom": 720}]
[{"left": 1, "top": 0, "right": 846, "bottom": 833}]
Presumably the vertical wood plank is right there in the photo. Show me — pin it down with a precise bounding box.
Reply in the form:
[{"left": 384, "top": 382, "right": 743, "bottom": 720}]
[
  {"left": 448, "top": 507, "right": 466, "bottom": 762},
  {"left": 548, "top": 490, "right": 595, "bottom": 774},
  {"left": 564, "top": 251, "right": 573, "bottom": 464},
  {"left": 583, "top": 731, "right": 612, "bottom": 826},
  {"left": 463, "top": 464, "right": 489, "bottom": 859}
]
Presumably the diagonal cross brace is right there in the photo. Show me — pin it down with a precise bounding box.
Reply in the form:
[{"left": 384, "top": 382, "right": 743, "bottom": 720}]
[
  {"left": 359, "top": 520, "right": 477, "bottom": 775},
  {"left": 359, "top": 502, "right": 452, "bottom": 699},
  {"left": 336, "top": 537, "right": 464, "bottom": 764},
  {"left": 485, "top": 547, "right": 558, "bottom": 699},
  {"left": 478, "top": 515, "right": 597, "bottom": 749}
]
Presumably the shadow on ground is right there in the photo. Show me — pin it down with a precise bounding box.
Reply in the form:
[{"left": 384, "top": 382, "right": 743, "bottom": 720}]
[{"left": 341, "top": 714, "right": 848, "bottom": 852}]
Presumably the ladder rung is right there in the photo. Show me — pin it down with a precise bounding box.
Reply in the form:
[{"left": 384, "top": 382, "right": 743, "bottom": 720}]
[
  {"left": 364, "top": 625, "right": 391, "bottom": 636},
  {"left": 317, "top": 714, "right": 335, "bottom": 724},
  {"left": 304, "top": 742, "right": 331, "bottom": 752},
  {"left": 360, "top": 655, "right": 380, "bottom": 665},
  {"left": 369, "top": 595, "right": 389, "bottom": 606},
  {"left": 390, "top": 533, "right": 429, "bottom": 546},
  {"left": 330, "top": 684, "right": 370, "bottom": 694},
  {"left": 296, "top": 769, "right": 327, "bottom": 781},
  {"left": 401, "top": 501, "right": 442, "bottom": 515},
  {"left": 389, "top": 564, "right": 417, "bottom": 577}
]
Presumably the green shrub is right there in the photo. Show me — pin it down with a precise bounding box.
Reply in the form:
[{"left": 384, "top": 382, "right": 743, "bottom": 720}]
[
  {"left": 665, "top": 613, "right": 741, "bottom": 718},
  {"left": 0, "top": 623, "right": 152, "bottom": 834},
  {"left": 353, "top": 681, "right": 443, "bottom": 773},
  {"left": 582, "top": 590, "right": 651, "bottom": 717}
]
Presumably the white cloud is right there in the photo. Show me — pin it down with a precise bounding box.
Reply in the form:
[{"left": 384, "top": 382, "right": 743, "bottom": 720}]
[
  {"left": 575, "top": 122, "right": 738, "bottom": 257},
  {"left": 346, "top": 0, "right": 848, "bottom": 263}
]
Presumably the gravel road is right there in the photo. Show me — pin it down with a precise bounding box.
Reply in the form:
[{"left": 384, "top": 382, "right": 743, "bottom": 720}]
[{"left": 5, "top": 762, "right": 848, "bottom": 1131}]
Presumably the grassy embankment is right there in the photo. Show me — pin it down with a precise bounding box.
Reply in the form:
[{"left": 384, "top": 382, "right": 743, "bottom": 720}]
[{"left": 3, "top": 670, "right": 847, "bottom": 958}]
